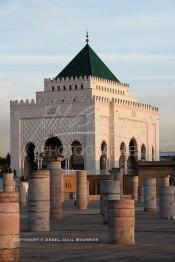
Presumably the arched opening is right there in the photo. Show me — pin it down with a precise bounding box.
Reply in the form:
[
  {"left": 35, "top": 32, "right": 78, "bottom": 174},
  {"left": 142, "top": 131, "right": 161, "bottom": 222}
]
[
  {"left": 119, "top": 142, "right": 126, "bottom": 169},
  {"left": 129, "top": 138, "right": 138, "bottom": 157},
  {"left": 43, "top": 137, "right": 64, "bottom": 168},
  {"left": 152, "top": 147, "right": 155, "bottom": 161},
  {"left": 127, "top": 138, "right": 138, "bottom": 173},
  {"left": 24, "top": 142, "right": 36, "bottom": 176},
  {"left": 70, "top": 140, "right": 84, "bottom": 170},
  {"left": 141, "top": 144, "right": 146, "bottom": 160},
  {"left": 100, "top": 141, "right": 107, "bottom": 173}
]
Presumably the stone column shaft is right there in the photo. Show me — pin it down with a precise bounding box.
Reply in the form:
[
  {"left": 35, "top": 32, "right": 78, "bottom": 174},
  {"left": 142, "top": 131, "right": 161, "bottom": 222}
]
[
  {"left": 111, "top": 168, "right": 123, "bottom": 196},
  {"left": 76, "top": 171, "right": 88, "bottom": 210},
  {"left": 47, "top": 160, "right": 63, "bottom": 220},
  {"left": 19, "top": 182, "right": 27, "bottom": 208},
  {"left": 130, "top": 176, "right": 138, "bottom": 200},
  {"left": 28, "top": 170, "right": 50, "bottom": 232},
  {"left": 108, "top": 199, "right": 135, "bottom": 245},
  {"left": 138, "top": 186, "right": 144, "bottom": 203},
  {"left": 0, "top": 192, "right": 20, "bottom": 261},
  {"left": 3, "top": 173, "right": 14, "bottom": 192},
  {"left": 159, "top": 186, "right": 175, "bottom": 219},
  {"left": 144, "top": 178, "right": 156, "bottom": 212}
]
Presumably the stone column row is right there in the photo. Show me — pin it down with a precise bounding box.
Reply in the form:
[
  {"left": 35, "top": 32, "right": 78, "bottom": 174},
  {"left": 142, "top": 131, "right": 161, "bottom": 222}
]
[
  {"left": 138, "top": 176, "right": 170, "bottom": 205},
  {"left": 27, "top": 157, "right": 66, "bottom": 233},
  {"left": 0, "top": 164, "right": 65, "bottom": 261},
  {"left": 143, "top": 176, "right": 170, "bottom": 212}
]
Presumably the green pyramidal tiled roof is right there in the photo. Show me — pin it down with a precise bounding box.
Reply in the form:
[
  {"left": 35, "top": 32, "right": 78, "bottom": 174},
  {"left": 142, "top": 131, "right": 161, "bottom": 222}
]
[{"left": 56, "top": 44, "right": 120, "bottom": 82}]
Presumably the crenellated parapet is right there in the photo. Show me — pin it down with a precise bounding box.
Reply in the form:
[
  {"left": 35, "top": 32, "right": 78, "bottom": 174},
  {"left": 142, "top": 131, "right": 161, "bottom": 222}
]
[
  {"left": 91, "top": 75, "right": 129, "bottom": 88},
  {"left": 10, "top": 99, "right": 36, "bottom": 107},
  {"left": 54, "top": 75, "right": 90, "bottom": 82},
  {"left": 10, "top": 94, "right": 158, "bottom": 113},
  {"left": 47, "top": 74, "right": 129, "bottom": 88},
  {"left": 44, "top": 75, "right": 91, "bottom": 92},
  {"left": 44, "top": 75, "right": 129, "bottom": 93},
  {"left": 93, "top": 95, "right": 159, "bottom": 112}
]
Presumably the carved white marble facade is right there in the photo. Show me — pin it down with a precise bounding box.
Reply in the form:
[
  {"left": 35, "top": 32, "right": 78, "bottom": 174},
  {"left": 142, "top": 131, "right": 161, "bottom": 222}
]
[{"left": 10, "top": 76, "right": 159, "bottom": 176}]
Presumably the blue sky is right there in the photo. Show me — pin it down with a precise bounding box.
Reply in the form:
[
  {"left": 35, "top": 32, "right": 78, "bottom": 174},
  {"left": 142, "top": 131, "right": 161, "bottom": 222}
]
[{"left": 0, "top": 0, "right": 175, "bottom": 156}]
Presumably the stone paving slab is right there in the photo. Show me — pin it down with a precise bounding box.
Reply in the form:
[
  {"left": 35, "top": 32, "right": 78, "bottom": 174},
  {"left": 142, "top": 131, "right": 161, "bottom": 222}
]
[{"left": 19, "top": 201, "right": 175, "bottom": 261}]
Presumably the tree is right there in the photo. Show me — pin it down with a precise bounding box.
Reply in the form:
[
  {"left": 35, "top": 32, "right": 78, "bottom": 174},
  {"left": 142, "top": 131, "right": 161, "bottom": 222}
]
[
  {"left": 0, "top": 153, "right": 11, "bottom": 171},
  {"left": 6, "top": 153, "right": 11, "bottom": 167}
]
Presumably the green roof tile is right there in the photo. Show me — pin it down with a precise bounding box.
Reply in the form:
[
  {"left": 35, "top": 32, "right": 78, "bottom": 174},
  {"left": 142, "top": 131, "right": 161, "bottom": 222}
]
[{"left": 56, "top": 44, "right": 120, "bottom": 82}]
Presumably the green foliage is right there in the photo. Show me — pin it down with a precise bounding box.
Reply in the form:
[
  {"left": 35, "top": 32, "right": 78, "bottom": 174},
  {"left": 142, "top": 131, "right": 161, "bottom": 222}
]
[{"left": 0, "top": 153, "right": 11, "bottom": 171}]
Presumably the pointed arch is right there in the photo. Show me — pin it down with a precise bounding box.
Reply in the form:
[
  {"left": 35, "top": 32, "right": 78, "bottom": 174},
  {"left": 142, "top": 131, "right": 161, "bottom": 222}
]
[
  {"left": 120, "top": 142, "right": 126, "bottom": 156},
  {"left": 127, "top": 138, "right": 138, "bottom": 172},
  {"left": 43, "top": 136, "right": 64, "bottom": 168},
  {"left": 24, "top": 142, "right": 36, "bottom": 176},
  {"left": 129, "top": 138, "right": 138, "bottom": 158},
  {"left": 44, "top": 136, "right": 63, "bottom": 158},
  {"left": 70, "top": 140, "right": 84, "bottom": 170}
]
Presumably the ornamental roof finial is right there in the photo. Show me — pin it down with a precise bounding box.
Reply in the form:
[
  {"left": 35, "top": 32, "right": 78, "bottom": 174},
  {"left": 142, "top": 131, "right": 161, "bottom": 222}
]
[{"left": 86, "top": 30, "right": 89, "bottom": 44}]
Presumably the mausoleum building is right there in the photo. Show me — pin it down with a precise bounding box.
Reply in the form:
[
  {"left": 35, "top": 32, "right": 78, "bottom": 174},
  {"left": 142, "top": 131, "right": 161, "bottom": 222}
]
[{"left": 10, "top": 37, "right": 159, "bottom": 176}]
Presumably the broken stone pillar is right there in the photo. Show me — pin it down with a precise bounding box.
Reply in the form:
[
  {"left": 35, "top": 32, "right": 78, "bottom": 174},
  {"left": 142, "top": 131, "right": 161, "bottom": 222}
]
[
  {"left": 130, "top": 176, "right": 138, "bottom": 200},
  {"left": 144, "top": 178, "right": 156, "bottom": 212},
  {"left": 108, "top": 199, "right": 135, "bottom": 245},
  {"left": 100, "top": 180, "right": 121, "bottom": 224},
  {"left": 47, "top": 158, "right": 63, "bottom": 220},
  {"left": 28, "top": 170, "right": 50, "bottom": 232},
  {"left": 0, "top": 192, "right": 20, "bottom": 261},
  {"left": 3, "top": 173, "right": 14, "bottom": 192},
  {"left": 106, "top": 180, "right": 121, "bottom": 224},
  {"left": 111, "top": 168, "right": 123, "bottom": 196},
  {"left": 159, "top": 186, "right": 175, "bottom": 219},
  {"left": 19, "top": 182, "right": 27, "bottom": 208},
  {"left": 107, "top": 180, "right": 120, "bottom": 201},
  {"left": 76, "top": 171, "right": 88, "bottom": 210}
]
